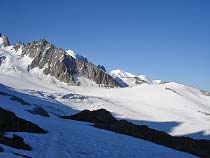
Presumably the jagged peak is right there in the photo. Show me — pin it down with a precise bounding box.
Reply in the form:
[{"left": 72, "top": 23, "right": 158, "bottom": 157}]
[
  {"left": 110, "top": 69, "right": 136, "bottom": 78},
  {"left": 0, "top": 34, "right": 10, "bottom": 48}
]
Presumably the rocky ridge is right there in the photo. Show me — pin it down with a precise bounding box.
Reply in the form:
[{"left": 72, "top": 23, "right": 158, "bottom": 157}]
[{"left": 0, "top": 34, "right": 120, "bottom": 87}]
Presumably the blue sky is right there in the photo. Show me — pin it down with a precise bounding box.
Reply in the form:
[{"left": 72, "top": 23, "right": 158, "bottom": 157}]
[{"left": 1, "top": 0, "right": 210, "bottom": 90}]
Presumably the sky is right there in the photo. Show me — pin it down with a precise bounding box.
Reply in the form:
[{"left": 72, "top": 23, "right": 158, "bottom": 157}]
[{"left": 1, "top": 0, "right": 210, "bottom": 91}]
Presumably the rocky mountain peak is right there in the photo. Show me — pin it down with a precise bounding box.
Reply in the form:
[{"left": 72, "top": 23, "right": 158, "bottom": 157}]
[
  {"left": 18, "top": 38, "right": 121, "bottom": 87},
  {"left": 0, "top": 34, "right": 10, "bottom": 48}
]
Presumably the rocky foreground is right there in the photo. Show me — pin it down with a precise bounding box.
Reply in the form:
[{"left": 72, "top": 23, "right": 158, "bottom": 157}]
[{"left": 61, "top": 109, "right": 210, "bottom": 158}]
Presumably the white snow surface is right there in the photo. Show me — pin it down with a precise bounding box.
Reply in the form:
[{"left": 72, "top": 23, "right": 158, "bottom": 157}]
[
  {"left": 0, "top": 84, "right": 196, "bottom": 158},
  {"left": 66, "top": 49, "right": 87, "bottom": 61},
  {"left": 0, "top": 37, "right": 4, "bottom": 48},
  {"left": 110, "top": 69, "right": 136, "bottom": 78},
  {"left": 66, "top": 49, "right": 77, "bottom": 59},
  {"left": 110, "top": 69, "right": 153, "bottom": 86},
  {"left": 0, "top": 47, "right": 209, "bottom": 157}
]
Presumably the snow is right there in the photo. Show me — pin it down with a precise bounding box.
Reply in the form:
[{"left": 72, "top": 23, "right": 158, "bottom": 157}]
[
  {"left": 66, "top": 49, "right": 88, "bottom": 61},
  {"left": 66, "top": 49, "right": 77, "bottom": 59},
  {"left": 0, "top": 37, "right": 4, "bottom": 48},
  {"left": 110, "top": 69, "right": 153, "bottom": 86},
  {"left": 0, "top": 48, "right": 32, "bottom": 74},
  {"left": 0, "top": 46, "right": 209, "bottom": 157},
  {"left": 0, "top": 84, "right": 196, "bottom": 158},
  {"left": 138, "top": 75, "right": 152, "bottom": 83},
  {"left": 110, "top": 69, "right": 136, "bottom": 78},
  {"left": 153, "top": 79, "right": 162, "bottom": 84}
]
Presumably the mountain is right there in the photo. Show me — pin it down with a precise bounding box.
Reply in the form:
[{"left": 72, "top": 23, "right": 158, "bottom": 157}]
[
  {"left": 110, "top": 69, "right": 153, "bottom": 87},
  {"left": 0, "top": 34, "right": 210, "bottom": 157},
  {"left": 0, "top": 35, "right": 120, "bottom": 88}
]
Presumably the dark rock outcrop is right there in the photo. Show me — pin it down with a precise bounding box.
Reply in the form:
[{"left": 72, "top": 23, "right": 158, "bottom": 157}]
[
  {"left": 27, "top": 107, "right": 49, "bottom": 117},
  {"left": 0, "top": 134, "right": 31, "bottom": 151},
  {"left": 0, "top": 107, "right": 47, "bottom": 133},
  {"left": 97, "top": 65, "right": 106, "bottom": 72},
  {"left": 76, "top": 60, "right": 119, "bottom": 87},
  {"left": 61, "top": 109, "right": 210, "bottom": 158},
  {"left": 21, "top": 39, "right": 120, "bottom": 87},
  {"left": 22, "top": 39, "right": 77, "bottom": 84},
  {"left": 61, "top": 109, "right": 117, "bottom": 124}
]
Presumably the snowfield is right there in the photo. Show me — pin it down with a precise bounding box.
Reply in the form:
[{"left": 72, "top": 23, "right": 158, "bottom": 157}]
[
  {"left": 0, "top": 43, "right": 209, "bottom": 157},
  {"left": 0, "top": 84, "right": 196, "bottom": 158}
]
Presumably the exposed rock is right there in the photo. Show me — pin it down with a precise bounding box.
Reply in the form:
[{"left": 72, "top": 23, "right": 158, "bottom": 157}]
[
  {"left": 0, "top": 134, "right": 31, "bottom": 151},
  {"left": 165, "top": 87, "right": 181, "bottom": 96},
  {"left": 134, "top": 77, "right": 149, "bottom": 84},
  {"left": 160, "top": 81, "right": 169, "bottom": 84},
  {"left": 62, "top": 93, "right": 88, "bottom": 100},
  {"left": 62, "top": 109, "right": 210, "bottom": 158},
  {"left": 200, "top": 90, "right": 210, "bottom": 96},
  {"left": 76, "top": 60, "right": 119, "bottom": 87},
  {"left": 0, "top": 107, "right": 47, "bottom": 133},
  {"left": 0, "top": 35, "right": 10, "bottom": 47},
  {"left": 61, "top": 109, "right": 117, "bottom": 124},
  {"left": 22, "top": 39, "right": 77, "bottom": 84},
  {"left": 97, "top": 65, "right": 106, "bottom": 72},
  {"left": 21, "top": 39, "right": 120, "bottom": 87},
  {"left": 27, "top": 107, "right": 49, "bottom": 117},
  {"left": 13, "top": 42, "right": 25, "bottom": 51}
]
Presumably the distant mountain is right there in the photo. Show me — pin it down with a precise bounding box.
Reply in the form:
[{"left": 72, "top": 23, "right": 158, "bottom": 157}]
[{"left": 110, "top": 69, "right": 154, "bottom": 87}]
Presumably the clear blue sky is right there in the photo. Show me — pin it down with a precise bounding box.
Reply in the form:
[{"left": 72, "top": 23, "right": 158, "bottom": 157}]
[{"left": 1, "top": 0, "right": 210, "bottom": 91}]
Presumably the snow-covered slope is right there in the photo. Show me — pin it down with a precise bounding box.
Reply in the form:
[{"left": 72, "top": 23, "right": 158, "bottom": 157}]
[
  {"left": 110, "top": 69, "right": 153, "bottom": 87},
  {"left": 0, "top": 84, "right": 196, "bottom": 158}
]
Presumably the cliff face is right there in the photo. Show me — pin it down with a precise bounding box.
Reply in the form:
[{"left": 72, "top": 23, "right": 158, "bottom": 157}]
[
  {"left": 21, "top": 39, "right": 120, "bottom": 87},
  {"left": 76, "top": 60, "right": 119, "bottom": 87}
]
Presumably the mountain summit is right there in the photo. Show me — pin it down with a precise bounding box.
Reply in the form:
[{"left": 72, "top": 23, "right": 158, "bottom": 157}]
[
  {"left": 0, "top": 35, "right": 120, "bottom": 87},
  {"left": 110, "top": 69, "right": 153, "bottom": 87}
]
